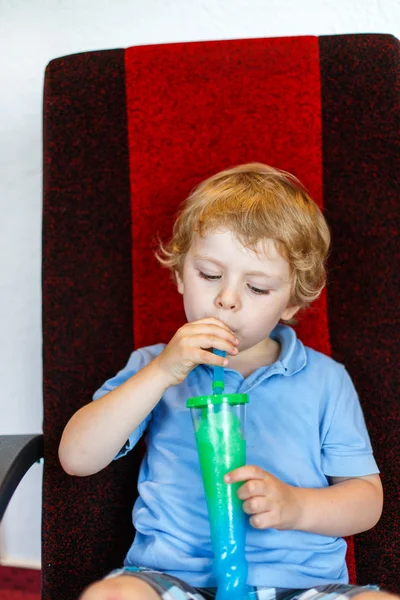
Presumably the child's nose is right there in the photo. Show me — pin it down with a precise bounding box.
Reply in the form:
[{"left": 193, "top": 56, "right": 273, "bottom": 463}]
[
  {"left": 215, "top": 288, "right": 241, "bottom": 310},
  {"left": 217, "top": 299, "right": 237, "bottom": 309}
]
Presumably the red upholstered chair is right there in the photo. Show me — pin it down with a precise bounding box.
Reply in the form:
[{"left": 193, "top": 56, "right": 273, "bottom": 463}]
[{"left": 0, "top": 33, "right": 399, "bottom": 600}]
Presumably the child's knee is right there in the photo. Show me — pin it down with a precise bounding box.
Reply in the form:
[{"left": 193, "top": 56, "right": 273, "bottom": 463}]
[
  {"left": 79, "top": 575, "right": 160, "bottom": 600},
  {"left": 79, "top": 579, "right": 111, "bottom": 600},
  {"left": 354, "top": 592, "right": 399, "bottom": 600}
]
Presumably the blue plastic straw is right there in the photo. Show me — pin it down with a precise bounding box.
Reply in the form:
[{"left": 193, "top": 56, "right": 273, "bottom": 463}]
[{"left": 212, "top": 349, "right": 226, "bottom": 394}]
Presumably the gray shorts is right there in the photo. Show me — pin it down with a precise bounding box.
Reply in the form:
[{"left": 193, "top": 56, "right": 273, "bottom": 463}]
[{"left": 106, "top": 566, "right": 380, "bottom": 600}]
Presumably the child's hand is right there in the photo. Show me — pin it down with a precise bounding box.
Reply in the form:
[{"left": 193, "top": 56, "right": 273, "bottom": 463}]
[
  {"left": 224, "top": 465, "right": 300, "bottom": 531},
  {"left": 153, "top": 317, "right": 239, "bottom": 387}
]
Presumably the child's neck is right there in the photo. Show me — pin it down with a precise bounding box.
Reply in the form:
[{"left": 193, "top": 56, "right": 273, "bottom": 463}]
[{"left": 229, "top": 337, "right": 281, "bottom": 379}]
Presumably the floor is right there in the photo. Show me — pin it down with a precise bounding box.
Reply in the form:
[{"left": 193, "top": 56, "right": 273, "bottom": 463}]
[{"left": 0, "top": 567, "right": 40, "bottom": 600}]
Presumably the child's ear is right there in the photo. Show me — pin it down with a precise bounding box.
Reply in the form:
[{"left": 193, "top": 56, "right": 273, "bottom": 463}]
[
  {"left": 281, "top": 304, "right": 300, "bottom": 322},
  {"left": 175, "top": 270, "right": 184, "bottom": 295}
]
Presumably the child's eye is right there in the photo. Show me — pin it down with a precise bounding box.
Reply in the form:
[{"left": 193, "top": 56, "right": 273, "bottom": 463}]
[
  {"left": 198, "top": 271, "right": 270, "bottom": 295},
  {"left": 248, "top": 284, "right": 271, "bottom": 295},
  {"left": 198, "top": 270, "right": 221, "bottom": 281}
]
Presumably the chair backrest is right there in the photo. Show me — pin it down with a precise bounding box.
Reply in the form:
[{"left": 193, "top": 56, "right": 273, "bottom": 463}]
[{"left": 42, "top": 34, "right": 400, "bottom": 599}]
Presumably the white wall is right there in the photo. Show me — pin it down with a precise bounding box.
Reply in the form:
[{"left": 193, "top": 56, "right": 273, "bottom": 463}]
[{"left": 1, "top": 0, "right": 399, "bottom": 570}]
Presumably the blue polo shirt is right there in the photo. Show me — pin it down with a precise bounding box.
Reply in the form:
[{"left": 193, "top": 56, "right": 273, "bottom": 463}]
[{"left": 93, "top": 324, "right": 379, "bottom": 589}]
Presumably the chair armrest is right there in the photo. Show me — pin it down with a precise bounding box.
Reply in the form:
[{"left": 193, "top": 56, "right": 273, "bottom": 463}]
[{"left": 0, "top": 434, "right": 44, "bottom": 521}]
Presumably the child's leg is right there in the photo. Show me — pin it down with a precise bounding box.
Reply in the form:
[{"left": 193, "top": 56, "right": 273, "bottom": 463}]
[
  {"left": 79, "top": 575, "right": 161, "bottom": 600},
  {"left": 79, "top": 569, "right": 209, "bottom": 600},
  {"left": 352, "top": 592, "right": 399, "bottom": 600},
  {"left": 270, "top": 585, "right": 399, "bottom": 600}
]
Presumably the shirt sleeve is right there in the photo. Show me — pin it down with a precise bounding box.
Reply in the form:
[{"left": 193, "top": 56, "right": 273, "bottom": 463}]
[
  {"left": 92, "top": 347, "right": 157, "bottom": 459},
  {"left": 321, "top": 365, "right": 380, "bottom": 477}
]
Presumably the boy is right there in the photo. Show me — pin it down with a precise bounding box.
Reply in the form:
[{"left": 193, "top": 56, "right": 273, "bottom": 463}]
[{"left": 59, "top": 163, "right": 393, "bottom": 600}]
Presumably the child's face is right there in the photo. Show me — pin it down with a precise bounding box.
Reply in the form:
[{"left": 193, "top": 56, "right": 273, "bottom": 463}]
[{"left": 175, "top": 229, "right": 299, "bottom": 356}]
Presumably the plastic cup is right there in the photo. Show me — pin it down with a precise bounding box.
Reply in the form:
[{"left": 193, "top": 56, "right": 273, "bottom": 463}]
[{"left": 186, "top": 393, "right": 249, "bottom": 600}]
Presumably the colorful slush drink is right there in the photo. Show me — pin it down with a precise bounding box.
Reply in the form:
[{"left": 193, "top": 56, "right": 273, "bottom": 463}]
[{"left": 186, "top": 390, "right": 249, "bottom": 600}]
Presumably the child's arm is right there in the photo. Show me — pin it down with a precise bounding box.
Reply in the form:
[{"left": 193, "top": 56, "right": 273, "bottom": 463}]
[
  {"left": 58, "top": 359, "right": 170, "bottom": 477},
  {"left": 225, "top": 466, "right": 383, "bottom": 536},
  {"left": 59, "top": 317, "right": 238, "bottom": 477},
  {"left": 292, "top": 473, "right": 383, "bottom": 536}
]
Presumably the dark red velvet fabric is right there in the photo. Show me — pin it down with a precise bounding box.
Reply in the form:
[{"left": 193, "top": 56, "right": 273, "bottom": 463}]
[
  {"left": 125, "top": 36, "right": 330, "bottom": 355},
  {"left": 0, "top": 566, "right": 41, "bottom": 596},
  {"left": 42, "top": 49, "right": 140, "bottom": 600},
  {"left": 320, "top": 34, "right": 400, "bottom": 592},
  {"left": 41, "top": 35, "right": 399, "bottom": 599}
]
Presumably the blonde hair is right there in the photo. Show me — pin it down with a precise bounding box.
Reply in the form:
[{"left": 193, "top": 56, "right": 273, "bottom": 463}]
[{"left": 155, "top": 163, "right": 331, "bottom": 324}]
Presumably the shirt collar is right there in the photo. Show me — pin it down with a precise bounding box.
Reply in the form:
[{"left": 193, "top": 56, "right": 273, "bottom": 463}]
[
  {"left": 199, "top": 323, "right": 307, "bottom": 382},
  {"left": 270, "top": 323, "right": 307, "bottom": 377}
]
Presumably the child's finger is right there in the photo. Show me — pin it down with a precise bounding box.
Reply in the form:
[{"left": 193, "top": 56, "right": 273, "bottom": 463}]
[
  {"left": 237, "top": 479, "right": 267, "bottom": 501},
  {"left": 197, "top": 316, "right": 236, "bottom": 334},
  {"left": 198, "top": 335, "right": 239, "bottom": 356},
  {"left": 224, "top": 465, "right": 267, "bottom": 483},
  {"left": 250, "top": 512, "right": 273, "bottom": 529},
  {"left": 242, "top": 495, "right": 269, "bottom": 515},
  {"left": 198, "top": 349, "right": 229, "bottom": 367},
  {"left": 187, "top": 323, "right": 239, "bottom": 346}
]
